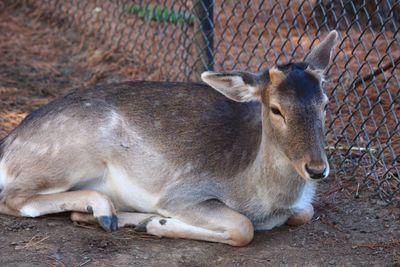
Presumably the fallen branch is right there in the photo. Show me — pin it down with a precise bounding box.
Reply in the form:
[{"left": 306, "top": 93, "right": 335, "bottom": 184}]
[
  {"left": 325, "top": 145, "right": 377, "bottom": 153},
  {"left": 353, "top": 55, "right": 400, "bottom": 88}
]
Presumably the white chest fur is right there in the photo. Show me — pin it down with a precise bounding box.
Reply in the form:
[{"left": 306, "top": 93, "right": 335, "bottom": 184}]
[
  {"left": 290, "top": 181, "right": 316, "bottom": 212},
  {"left": 251, "top": 181, "right": 316, "bottom": 231}
]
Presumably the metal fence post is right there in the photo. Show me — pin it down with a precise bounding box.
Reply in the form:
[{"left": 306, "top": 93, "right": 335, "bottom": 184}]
[{"left": 193, "top": 0, "right": 214, "bottom": 81}]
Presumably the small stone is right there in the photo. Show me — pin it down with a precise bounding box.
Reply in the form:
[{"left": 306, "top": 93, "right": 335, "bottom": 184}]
[
  {"left": 329, "top": 260, "right": 336, "bottom": 265},
  {"left": 376, "top": 200, "right": 387, "bottom": 206},
  {"left": 99, "top": 240, "right": 108, "bottom": 248}
]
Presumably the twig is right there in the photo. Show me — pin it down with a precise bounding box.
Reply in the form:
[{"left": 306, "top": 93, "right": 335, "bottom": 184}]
[
  {"left": 73, "top": 221, "right": 97, "bottom": 230},
  {"left": 77, "top": 258, "right": 92, "bottom": 267},
  {"left": 353, "top": 240, "right": 400, "bottom": 250},
  {"left": 16, "top": 235, "right": 50, "bottom": 250},
  {"left": 325, "top": 145, "right": 377, "bottom": 153},
  {"left": 355, "top": 182, "right": 360, "bottom": 198},
  {"left": 0, "top": 77, "right": 18, "bottom": 84},
  {"left": 353, "top": 55, "right": 400, "bottom": 88},
  {"left": 46, "top": 256, "right": 66, "bottom": 267},
  {"left": 322, "top": 185, "right": 345, "bottom": 196},
  {"left": 320, "top": 217, "right": 345, "bottom": 233}
]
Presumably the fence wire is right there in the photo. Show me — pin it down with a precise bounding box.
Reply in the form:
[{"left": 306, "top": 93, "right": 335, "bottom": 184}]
[{"left": 16, "top": 0, "right": 400, "bottom": 203}]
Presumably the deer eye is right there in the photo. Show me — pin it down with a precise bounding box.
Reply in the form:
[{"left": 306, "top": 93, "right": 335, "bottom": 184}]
[
  {"left": 324, "top": 104, "right": 328, "bottom": 111},
  {"left": 270, "top": 106, "right": 283, "bottom": 117}
]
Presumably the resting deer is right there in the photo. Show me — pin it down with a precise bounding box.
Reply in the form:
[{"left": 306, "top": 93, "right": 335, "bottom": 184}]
[{"left": 0, "top": 31, "right": 337, "bottom": 246}]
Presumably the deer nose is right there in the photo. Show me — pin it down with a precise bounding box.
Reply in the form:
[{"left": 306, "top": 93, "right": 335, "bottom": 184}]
[{"left": 305, "top": 164, "right": 328, "bottom": 180}]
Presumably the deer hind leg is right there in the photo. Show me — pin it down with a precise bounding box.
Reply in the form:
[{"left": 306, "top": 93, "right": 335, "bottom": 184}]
[
  {"left": 2, "top": 189, "right": 118, "bottom": 231},
  {"left": 134, "top": 200, "right": 253, "bottom": 246},
  {"left": 0, "top": 201, "right": 20, "bottom": 216}
]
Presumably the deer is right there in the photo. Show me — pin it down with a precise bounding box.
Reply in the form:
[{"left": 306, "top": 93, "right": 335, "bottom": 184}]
[{"left": 0, "top": 31, "right": 337, "bottom": 246}]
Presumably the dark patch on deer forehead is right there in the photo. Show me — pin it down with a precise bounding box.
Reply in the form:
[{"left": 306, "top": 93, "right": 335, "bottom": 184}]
[{"left": 276, "top": 67, "right": 322, "bottom": 101}]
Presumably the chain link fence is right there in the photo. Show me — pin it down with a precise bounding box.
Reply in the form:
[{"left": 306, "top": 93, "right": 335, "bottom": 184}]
[{"left": 13, "top": 0, "right": 400, "bottom": 203}]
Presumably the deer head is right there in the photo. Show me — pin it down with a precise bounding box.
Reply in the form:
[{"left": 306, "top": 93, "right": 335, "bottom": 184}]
[{"left": 202, "top": 31, "right": 338, "bottom": 180}]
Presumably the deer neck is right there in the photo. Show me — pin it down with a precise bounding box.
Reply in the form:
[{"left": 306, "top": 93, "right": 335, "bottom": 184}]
[{"left": 241, "top": 107, "right": 306, "bottom": 201}]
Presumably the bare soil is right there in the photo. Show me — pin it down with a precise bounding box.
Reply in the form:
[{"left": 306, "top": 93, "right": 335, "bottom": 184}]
[
  {"left": 0, "top": 189, "right": 399, "bottom": 267},
  {"left": 0, "top": 3, "right": 399, "bottom": 267}
]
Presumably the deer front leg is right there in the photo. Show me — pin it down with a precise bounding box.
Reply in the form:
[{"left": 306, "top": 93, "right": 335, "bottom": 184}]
[
  {"left": 71, "top": 211, "right": 158, "bottom": 229},
  {"left": 73, "top": 201, "right": 253, "bottom": 246},
  {"left": 134, "top": 200, "right": 254, "bottom": 246}
]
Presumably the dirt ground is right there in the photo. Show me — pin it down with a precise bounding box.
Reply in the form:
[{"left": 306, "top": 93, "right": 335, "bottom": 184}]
[
  {"left": 0, "top": 189, "right": 399, "bottom": 267},
  {"left": 0, "top": 3, "right": 399, "bottom": 267}
]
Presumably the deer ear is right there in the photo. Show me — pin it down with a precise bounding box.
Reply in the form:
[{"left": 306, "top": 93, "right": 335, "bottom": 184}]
[
  {"left": 305, "top": 30, "right": 338, "bottom": 71},
  {"left": 201, "top": 71, "right": 262, "bottom": 102}
]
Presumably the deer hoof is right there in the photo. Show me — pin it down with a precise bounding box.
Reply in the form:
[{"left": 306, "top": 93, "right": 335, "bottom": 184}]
[
  {"left": 97, "top": 215, "right": 118, "bottom": 232},
  {"left": 134, "top": 217, "right": 154, "bottom": 232},
  {"left": 286, "top": 204, "right": 314, "bottom": 226}
]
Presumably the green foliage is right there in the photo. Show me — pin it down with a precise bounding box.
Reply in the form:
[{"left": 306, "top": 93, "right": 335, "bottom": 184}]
[{"left": 126, "top": 4, "right": 194, "bottom": 27}]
